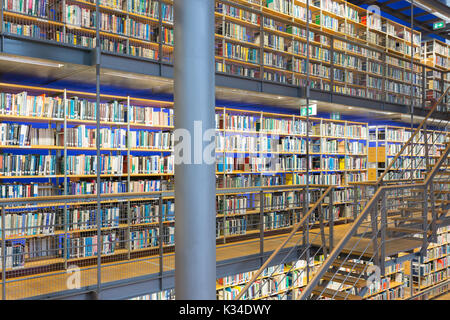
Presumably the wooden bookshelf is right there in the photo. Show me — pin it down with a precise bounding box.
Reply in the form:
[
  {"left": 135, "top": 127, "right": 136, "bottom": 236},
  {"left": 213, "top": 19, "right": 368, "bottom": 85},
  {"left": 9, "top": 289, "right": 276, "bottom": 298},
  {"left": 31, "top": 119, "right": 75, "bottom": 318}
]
[
  {"left": 368, "top": 125, "right": 448, "bottom": 181},
  {"left": 404, "top": 226, "right": 450, "bottom": 298},
  {"left": 1, "top": 0, "right": 430, "bottom": 106}
]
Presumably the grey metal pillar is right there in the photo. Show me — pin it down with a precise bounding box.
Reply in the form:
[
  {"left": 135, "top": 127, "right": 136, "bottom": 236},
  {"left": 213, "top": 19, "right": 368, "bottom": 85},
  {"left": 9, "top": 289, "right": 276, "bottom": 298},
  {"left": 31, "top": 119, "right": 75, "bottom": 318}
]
[
  {"left": 174, "top": 0, "right": 216, "bottom": 300},
  {"left": 95, "top": 0, "right": 102, "bottom": 299}
]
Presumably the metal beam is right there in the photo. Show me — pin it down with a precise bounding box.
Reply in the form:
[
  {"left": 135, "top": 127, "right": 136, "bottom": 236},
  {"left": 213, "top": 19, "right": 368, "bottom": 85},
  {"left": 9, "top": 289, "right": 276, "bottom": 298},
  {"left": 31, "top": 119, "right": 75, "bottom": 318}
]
[
  {"left": 378, "top": 4, "right": 435, "bottom": 33},
  {"left": 382, "top": 0, "right": 403, "bottom": 6},
  {"left": 174, "top": 0, "right": 216, "bottom": 300},
  {"left": 413, "top": 10, "right": 432, "bottom": 18}
]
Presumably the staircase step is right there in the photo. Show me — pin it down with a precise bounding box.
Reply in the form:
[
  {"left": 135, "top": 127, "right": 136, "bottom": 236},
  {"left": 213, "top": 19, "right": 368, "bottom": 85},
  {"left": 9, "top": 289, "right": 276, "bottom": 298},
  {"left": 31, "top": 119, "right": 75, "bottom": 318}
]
[
  {"left": 391, "top": 217, "right": 424, "bottom": 223},
  {"left": 332, "top": 259, "right": 368, "bottom": 273},
  {"left": 387, "top": 227, "right": 424, "bottom": 234},
  {"left": 322, "top": 272, "right": 367, "bottom": 288},
  {"left": 312, "top": 286, "right": 362, "bottom": 300}
]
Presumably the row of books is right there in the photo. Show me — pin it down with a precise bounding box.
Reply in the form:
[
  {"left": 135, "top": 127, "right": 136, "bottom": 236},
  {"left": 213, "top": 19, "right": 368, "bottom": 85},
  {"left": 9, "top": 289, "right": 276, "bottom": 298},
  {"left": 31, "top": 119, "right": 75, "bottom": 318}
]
[
  {"left": 66, "top": 233, "right": 117, "bottom": 259},
  {"left": 319, "top": 157, "right": 366, "bottom": 171},
  {"left": 217, "top": 196, "right": 248, "bottom": 215},
  {"left": 215, "top": 3, "right": 260, "bottom": 25},
  {"left": 218, "top": 22, "right": 260, "bottom": 44},
  {"left": 0, "top": 154, "right": 56, "bottom": 176},
  {"left": 216, "top": 218, "right": 247, "bottom": 237},
  {"left": 0, "top": 91, "right": 174, "bottom": 127},
  {"left": 0, "top": 124, "right": 55, "bottom": 147},
  {"left": 0, "top": 182, "right": 54, "bottom": 198},
  {"left": 218, "top": 42, "right": 260, "bottom": 64},
  {"left": 216, "top": 61, "right": 259, "bottom": 78},
  {"left": 130, "top": 201, "right": 175, "bottom": 224},
  {"left": 69, "top": 179, "right": 169, "bottom": 195},
  {"left": 264, "top": 212, "right": 291, "bottom": 230},
  {"left": 412, "top": 258, "right": 448, "bottom": 277},
  {"left": 64, "top": 154, "right": 174, "bottom": 175},
  {"left": 216, "top": 135, "right": 309, "bottom": 153},
  {"left": 0, "top": 206, "right": 121, "bottom": 238}
]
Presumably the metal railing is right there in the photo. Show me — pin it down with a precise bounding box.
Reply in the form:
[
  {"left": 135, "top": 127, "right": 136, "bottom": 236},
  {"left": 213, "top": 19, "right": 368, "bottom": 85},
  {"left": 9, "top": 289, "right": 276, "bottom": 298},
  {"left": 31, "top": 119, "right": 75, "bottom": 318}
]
[
  {"left": 234, "top": 88, "right": 449, "bottom": 300},
  {"left": 0, "top": 183, "right": 338, "bottom": 300}
]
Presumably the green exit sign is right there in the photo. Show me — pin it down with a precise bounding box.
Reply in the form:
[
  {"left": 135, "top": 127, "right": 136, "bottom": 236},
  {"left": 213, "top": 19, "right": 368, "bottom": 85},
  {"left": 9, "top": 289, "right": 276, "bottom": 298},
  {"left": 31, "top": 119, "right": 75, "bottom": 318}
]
[
  {"left": 300, "top": 104, "right": 317, "bottom": 116},
  {"left": 433, "top": 21, "right": 445, "bottom": 30}
]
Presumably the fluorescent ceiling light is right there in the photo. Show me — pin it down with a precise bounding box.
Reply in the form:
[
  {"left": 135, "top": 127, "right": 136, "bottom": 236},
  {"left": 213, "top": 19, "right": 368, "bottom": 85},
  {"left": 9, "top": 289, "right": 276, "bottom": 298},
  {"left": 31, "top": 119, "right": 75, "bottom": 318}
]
[{"left": 0, "top": 55, "right": 63, "bottom": 68}]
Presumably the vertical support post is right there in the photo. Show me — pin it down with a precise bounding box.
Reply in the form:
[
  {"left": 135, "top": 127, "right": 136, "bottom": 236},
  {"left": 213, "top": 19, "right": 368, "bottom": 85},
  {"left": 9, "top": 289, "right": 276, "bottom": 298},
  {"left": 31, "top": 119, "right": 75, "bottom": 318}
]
[
  {"left": 259, "top": 11, "right": 264, "bottom": 83},
  {"left": 409, "top": 0, "right": 415, "bottom": 186},
  {"left": 329, "top": 188, "right": 334, "bottom": 252},
  {"left": 126, "top": 96, "right": 131, "bottom": 260},
  {"left": 1, "top": 206, "right": 6, "bottom": 300},
  {"left": 353, "top": 184, "right": 358, "bottom": 220},
  {"left": 159, "top": 194, "right": 164, "bottom": 291},
  {"left": 63, "top": 89, "right": 68, "bottom": 270},
  {"left": 421, "top": 184, "right": 429, "bottom": 256},
  {"left": 158, "top": 0, "right": 163, "bottom": 69},
  {"left": 174, "top": 0, "right": 216, "bottom": 300},
  {"left": 95, "top": 0, "right": 102, "bottom": 299},
  {"left": 370, "top": 205, "right": 379, "bottom": 269},
  {"left": 318, "top": 190, "right": 328, "bottom": 258},
  {"left": 330, "top": 35, "right": 334, "bottom": 95},
  {"left": 303, "top": 189, "right": 310, "bottom": 283},
  {"left": 429, "top": 177, "right": 437, "bottom": 243},
  {"left": 424, "top": 124, "right": 430, "bottom": 173},
  {"left": 222, "top": 194, "right": 226, "bottom": 244},
  {"left": 259, "top": 190, "right": 264, "bottom": 267},
  {"left": 380, "top": 189, "right": 387, "bottom": 276},
  {"left": 422, "top": 66, "right": 426, "bottom": 110},
  {"left": 305, "top": 0, "right": 311, "bottom": 202},
  {"left": 0, "top": 0, "right": 4, "bottom": 52}
]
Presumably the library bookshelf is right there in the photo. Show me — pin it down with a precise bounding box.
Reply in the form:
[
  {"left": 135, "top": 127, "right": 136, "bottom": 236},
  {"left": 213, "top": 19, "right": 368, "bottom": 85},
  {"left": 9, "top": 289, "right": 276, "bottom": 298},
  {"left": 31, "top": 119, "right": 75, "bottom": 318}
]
[
  {"left": 403, "top": 226, "right": 450, "bottom": 299},
  {"left": 0, "top": 79, "right": 448, "bottom": 299},
  {"left": 0, "top": 80, "right": 368, "bottom": 294},
  {"left": 368, "top": 125, "right": 448, "bottom": 181},
  {"left": 130, "top": 254, "right": 408, "bottom": 300},
  {"left": 0, "top": 0, "right": 433, "bottom": 108}
]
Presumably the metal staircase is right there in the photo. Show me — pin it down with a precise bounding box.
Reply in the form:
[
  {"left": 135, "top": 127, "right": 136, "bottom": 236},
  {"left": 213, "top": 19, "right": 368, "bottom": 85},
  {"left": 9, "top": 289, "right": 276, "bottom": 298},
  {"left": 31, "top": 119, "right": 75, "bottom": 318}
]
[{"left": 234, "top": 87, "right": 450, "bottom": 300}]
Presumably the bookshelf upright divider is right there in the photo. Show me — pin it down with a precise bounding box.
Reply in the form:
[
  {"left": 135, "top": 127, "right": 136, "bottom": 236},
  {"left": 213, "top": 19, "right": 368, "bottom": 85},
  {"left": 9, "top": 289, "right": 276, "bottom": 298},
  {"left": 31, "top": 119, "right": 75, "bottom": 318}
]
[
  {"left": 63, "top": 88, "right": 68, "bottom": 269},
  {"left": 126, "top": 95, "right": 131, "bottom": 260}
]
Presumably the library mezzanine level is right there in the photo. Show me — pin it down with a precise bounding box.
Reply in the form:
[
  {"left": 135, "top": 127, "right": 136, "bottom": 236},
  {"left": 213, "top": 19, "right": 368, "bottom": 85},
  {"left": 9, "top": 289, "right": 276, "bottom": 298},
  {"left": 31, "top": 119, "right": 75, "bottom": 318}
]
[{"left": 0, "top": 0, "right": 448, "bottom": 303}]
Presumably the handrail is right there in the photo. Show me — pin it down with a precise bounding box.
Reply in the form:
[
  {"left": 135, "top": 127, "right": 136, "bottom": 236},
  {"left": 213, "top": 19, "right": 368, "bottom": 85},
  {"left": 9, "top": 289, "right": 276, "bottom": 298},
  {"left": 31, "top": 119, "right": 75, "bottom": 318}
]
[
  {"left": 299, "top": 142, "right": 450, "bottom": 300},
  {"left": 234, "top": 185, "right": 334, "bottom": 300},
  {"left": 0, "top": 184, "right": 332, "bottom": 206},
  {"left": 377, "top": 86, "right": 450, "bottom": 184},
  {"left": 406, "top": 279, "right": 450, "bottom": 300}
]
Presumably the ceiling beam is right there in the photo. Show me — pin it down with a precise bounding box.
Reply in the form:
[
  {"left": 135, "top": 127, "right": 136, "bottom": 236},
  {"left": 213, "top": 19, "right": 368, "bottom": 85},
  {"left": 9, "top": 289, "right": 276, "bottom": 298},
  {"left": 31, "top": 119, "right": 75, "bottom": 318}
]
[
  {"left": 412, "top": 0, "right": 450, "bottom": 20},
  {"left": 350, "top": 0, "right": 378, "bottom": 6},
  {"left": 382, "top": 0, "right": 403, "bottom": 6},
  {"left": 377, "top": 4, "right": 435, "bottom": 34},
  {"left": 425, "top": 17, "right": 444, "bottom": 24},
  {"left": 413, "top": 11, "right": 433, "bottom": 18}
]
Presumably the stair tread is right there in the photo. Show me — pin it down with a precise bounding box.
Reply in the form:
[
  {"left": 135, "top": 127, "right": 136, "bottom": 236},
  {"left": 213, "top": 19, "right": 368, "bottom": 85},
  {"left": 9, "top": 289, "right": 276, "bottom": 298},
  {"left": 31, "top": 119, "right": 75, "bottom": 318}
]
[
  {"left": 387, "top": 227, "right": 424, "bottom": 234},
  {"left": 322, "top": 272, "right": 367, "bottom": 288},
  {"left": 332, "top": 259, "right": 368, "bottom": 273},
  {"left": 391, "top": 217, "right": 424, "bottom": 223},
  {"left": 312, "top": 286, "right": 362, "bottom": 300}
]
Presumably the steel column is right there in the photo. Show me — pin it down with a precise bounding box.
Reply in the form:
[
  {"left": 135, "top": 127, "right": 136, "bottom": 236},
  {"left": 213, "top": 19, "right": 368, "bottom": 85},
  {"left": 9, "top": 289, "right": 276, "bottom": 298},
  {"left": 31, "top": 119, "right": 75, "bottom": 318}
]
[
  {"left": 174, "top": 0, "right": 216, "bottom": 300},
  {"left": 95, "top": 0, "right": 102, "bottom": 299}
]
